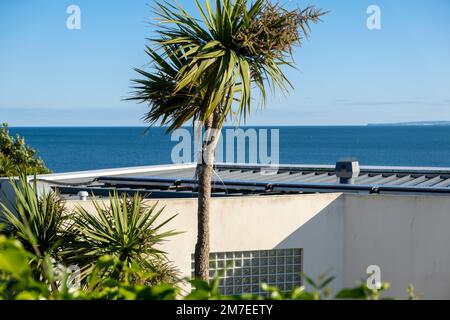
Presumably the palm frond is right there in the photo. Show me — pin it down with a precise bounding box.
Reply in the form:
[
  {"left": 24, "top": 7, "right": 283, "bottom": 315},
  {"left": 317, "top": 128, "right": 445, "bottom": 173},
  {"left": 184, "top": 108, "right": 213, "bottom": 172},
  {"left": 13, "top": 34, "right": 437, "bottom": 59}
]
[
  {"left": 129, "top": 0, "right": 326, "bottom": 129},
  {"left": 0, "top": 173, "right": 70, "bottom": 260},
  {"left": 63, "top": 192, "right": 181, "bottom": 284}
]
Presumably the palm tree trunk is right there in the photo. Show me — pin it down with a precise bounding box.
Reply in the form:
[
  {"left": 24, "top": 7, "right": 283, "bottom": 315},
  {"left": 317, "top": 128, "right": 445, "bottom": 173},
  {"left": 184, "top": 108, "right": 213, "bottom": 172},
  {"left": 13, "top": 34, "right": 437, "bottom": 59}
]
[{"left": 194, "top": 113, "right": 221, "bottom": 280}]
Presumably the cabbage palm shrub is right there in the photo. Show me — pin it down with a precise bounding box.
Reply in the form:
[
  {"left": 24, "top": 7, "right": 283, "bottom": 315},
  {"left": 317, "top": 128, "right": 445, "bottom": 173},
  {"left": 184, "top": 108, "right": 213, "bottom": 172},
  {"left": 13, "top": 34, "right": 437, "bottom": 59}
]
[
  {"left": 129, "top": 0, "right": 325, "bottom": 280},
  {"left": 63, "top": 192, "right": 180, "bottom": 285},
  {"left": 0, "top": 171, "right": 181, "bottom": 287},
  {"left": 0, "top": 173, "right": 70, "bottom": 260},
  {"left": 0, "top": 173, "right": 70, "bottom": 291}
]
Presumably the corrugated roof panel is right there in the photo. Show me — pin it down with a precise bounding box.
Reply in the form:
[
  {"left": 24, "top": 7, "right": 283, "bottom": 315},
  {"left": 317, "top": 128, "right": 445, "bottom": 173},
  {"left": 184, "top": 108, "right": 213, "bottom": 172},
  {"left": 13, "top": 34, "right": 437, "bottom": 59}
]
[
  {"left": 222, "top": 170, "right": 257, "bottom": 180},
  {"left": 354, "top": 174, "right": 370, "bottom": 183},
  {"left": 122, "top": 168, "right": 189, "bottom": 178},
  {"left": 400, "top": 176, "right": 428, "bottom": 187},
  {"left": 384, "top": 175, "right": 413, "bottom": 186},
  {"left": 415, "top": 176, "right": 443, "bottom": 187},
  {"left": 307, "top": 174, "right": 337, "bottom": 183},
  {"left": 110, "top": 165, "right": 450, "bottom": 192},
  {"left": 429, "top": 177, "right": 450, "bottom": 188},
  {"left": 214, "top": 170, "right": 241, "bottom": 180},
  {"left": 251, "top": 172, "right": 293, "bottom": 183},
  {"left": 217, "top": 170, "right": 274, "bottom": 181},
  {"left": 268, "top": 172, "right": 295, "bottom": 181},
  {"left": 128, "top": 167, "right": 449, "bottom": 189},
  {"left": 295, "top": 173, "right": 330, "bottom": 183},
  {"left": 356, "top": 174, "right": 384, "bottom": 184},
  {"left": 159, "top": 170, "right": 195, "bottom": 179},
  {"left": 369, "top": 175, "right": 398, "bottom": 185},
  {"left": 51, "top": 163, "right": 450, "bottom": 199},
  {"left": 314, "top": 175, "right": 339, "bottom": 183},
  {"left": 276, "top": 172, "right": 314, "bottom": 183}
]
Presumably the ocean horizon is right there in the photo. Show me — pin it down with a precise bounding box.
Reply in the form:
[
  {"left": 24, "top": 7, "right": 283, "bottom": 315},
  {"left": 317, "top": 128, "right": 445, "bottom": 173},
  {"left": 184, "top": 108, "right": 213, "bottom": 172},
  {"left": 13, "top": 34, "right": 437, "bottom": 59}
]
[{"left": 9, "top": 126, "right": 450, "bottom": 173}]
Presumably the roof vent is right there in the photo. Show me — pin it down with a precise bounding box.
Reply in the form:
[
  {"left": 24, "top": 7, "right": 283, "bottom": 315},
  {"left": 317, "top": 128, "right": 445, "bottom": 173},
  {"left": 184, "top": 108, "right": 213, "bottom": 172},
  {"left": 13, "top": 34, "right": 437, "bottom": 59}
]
[
  {"left": 336, "top": 159, "right": 360, "bottom": 184},
  {"left": 77, "top": 191, "right": 89, "bottom": 201}
]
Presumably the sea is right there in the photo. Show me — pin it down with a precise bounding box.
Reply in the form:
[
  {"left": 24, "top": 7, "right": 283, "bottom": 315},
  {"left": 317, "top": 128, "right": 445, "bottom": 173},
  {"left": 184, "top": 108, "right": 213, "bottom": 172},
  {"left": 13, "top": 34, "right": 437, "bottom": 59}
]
[{"left": 9, "top": 126, "right": 450, "bottom": 173}]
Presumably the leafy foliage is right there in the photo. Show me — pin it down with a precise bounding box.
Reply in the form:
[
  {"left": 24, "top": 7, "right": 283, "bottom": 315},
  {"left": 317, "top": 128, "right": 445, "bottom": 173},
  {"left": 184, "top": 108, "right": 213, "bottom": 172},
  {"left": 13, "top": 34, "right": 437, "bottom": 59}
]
[
  {"left": 0, "top": 236, "right": 179, "bottom": 300},
  {"left": 302, "top": 272, "right": 336, "bottom": 300},
  {"left": 234, "top": 3, "right": 324, "bottom": 61},
  {"left": 0, "top": 123, "right": 50, "bottom": 177},
  {"left": 67, "top": 255, "right": 180, "bottom": 300},
  {"left": 0, "top": 236, "right": 52, "bottom": 300},
  {"left": 0, "top": 174, "right": 181, "bottom": 289},
  {"left": 0, "top": 235, "right": 415, "bottom": 300},
  {"left": 129, "top": 0, "right": 326, "bottom": 130},
  {"left": 335, "top": 282, "right": 391, "bottom": 300}
]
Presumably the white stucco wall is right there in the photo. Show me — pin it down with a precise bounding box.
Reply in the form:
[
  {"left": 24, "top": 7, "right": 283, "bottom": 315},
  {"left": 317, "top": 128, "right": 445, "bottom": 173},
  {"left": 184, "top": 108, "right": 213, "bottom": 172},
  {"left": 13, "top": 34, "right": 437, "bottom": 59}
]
[
  {"left": 66, "top": 193, "right": 345, "bottom": 292},
  {"left": 66, "top": 192, "right": 450, "bottom": 299},
  {"left": 342, "top": 194, "right": 450, "bottom": 299}
]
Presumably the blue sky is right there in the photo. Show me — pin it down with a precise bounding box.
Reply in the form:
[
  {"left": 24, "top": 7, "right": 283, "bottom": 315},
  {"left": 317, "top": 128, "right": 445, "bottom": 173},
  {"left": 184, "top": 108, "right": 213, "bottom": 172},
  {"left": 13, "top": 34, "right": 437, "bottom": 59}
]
[{"left": 1, "top": 0, "right": 449, "bottom": 126}]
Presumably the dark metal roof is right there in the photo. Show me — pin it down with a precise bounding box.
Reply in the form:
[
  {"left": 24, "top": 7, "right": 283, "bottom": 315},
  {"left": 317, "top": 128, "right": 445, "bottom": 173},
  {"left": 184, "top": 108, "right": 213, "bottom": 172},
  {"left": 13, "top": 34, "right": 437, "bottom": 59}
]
[
  {"left": 102, "top": 164, "right": 450, "bottom": 187},
  {"left": 43, "top": 163, "right": 450, "bottom": 198}
]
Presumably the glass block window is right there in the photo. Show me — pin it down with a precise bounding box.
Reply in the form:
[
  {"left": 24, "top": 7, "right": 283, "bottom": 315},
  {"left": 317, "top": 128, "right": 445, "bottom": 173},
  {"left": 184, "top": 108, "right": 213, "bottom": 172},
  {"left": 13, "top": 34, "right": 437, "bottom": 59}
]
[{"left": 191, "top": 248, "right": 302, "bottom": 296}]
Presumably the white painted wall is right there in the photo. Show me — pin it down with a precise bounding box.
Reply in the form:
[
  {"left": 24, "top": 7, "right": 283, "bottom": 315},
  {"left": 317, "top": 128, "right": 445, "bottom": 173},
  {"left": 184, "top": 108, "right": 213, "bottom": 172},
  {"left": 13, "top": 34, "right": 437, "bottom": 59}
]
[
  {"left": 343, "top": 194, "right": 450, "bottom": 299},
  {"left": 66, "top": 192, "right": 450, "bottom": 299},
  {"left": 66, "top": 193, "right": 345, "bottom": 292}
]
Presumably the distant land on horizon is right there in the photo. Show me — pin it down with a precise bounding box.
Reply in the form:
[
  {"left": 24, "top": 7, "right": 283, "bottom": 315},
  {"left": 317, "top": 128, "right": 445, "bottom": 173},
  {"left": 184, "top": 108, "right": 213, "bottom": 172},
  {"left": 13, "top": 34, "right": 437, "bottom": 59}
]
[
  {"left": 368, "top": 121, "right": 450, "bottom": 126},
  {"left": 8, "top": 122, "right": 450, "bottom": 128}
]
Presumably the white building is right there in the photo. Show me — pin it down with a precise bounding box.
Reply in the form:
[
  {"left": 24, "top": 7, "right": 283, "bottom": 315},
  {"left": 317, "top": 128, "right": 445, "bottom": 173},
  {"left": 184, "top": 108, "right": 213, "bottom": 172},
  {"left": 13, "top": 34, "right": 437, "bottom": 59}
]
[{"left": 2, "top": 161, "right": 450, "bottom": 299}]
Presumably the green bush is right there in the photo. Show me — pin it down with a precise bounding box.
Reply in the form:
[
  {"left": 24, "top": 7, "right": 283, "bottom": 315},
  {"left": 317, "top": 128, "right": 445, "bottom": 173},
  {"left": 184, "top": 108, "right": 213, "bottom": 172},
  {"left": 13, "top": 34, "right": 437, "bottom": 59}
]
[
  {"left": 0, "top": 173, "right": 72, "bottom": 291},
  {"left": 62, "top": 192, "right": 181, "bottom": 285},
  {"left": 0, "top": 235, "right": 416, "bottom": 300},
  {"left": 0, "top": 236, "right": 52, "bottom": 299},
  {"left": 0, "top": 173, "right": 70, "bottom": 258},
  {"left": 0, "top": 123, "right": 50, "bottom": 177},
  {"left": 0, "top": 236, "right": 179, "bottom": 300},
  {"left": 0, "top": 175, "right": 180, "bottom": 289}
]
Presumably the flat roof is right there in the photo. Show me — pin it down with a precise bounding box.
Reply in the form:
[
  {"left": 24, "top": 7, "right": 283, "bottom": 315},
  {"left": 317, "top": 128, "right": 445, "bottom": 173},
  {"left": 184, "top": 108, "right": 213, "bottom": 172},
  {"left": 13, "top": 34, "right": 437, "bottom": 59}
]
[{"left": 32, "top": 163, "right": 450, "bottom": 198}]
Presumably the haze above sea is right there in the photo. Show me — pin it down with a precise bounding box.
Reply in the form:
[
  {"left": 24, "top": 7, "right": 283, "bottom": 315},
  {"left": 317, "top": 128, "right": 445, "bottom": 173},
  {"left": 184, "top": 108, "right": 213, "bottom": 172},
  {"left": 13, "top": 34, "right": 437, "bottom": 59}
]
[{"left": 9, "top": 126, "right": 450, "bottom": 173}]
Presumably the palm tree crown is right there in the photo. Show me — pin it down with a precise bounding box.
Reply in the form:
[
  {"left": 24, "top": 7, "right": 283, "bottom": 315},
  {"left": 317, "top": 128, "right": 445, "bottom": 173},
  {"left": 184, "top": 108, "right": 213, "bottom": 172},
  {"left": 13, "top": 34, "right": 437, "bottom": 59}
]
[{"left": 130, "top": 0, "right": 325, "bottom": 130}]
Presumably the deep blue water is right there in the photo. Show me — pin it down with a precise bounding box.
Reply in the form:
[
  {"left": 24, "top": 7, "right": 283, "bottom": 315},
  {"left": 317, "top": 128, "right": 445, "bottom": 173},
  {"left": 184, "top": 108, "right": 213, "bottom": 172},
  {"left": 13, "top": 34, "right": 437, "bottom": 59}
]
[{"left": 9, "top": 126, "right": 450, "bottom": 173}]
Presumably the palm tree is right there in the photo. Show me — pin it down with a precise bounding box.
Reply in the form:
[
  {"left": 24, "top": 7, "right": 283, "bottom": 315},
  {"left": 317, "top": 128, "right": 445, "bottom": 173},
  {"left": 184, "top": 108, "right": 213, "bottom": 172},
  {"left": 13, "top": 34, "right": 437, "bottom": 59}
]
[{"left": 129, "top": 0, "right": 325, "bottom": 280}]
